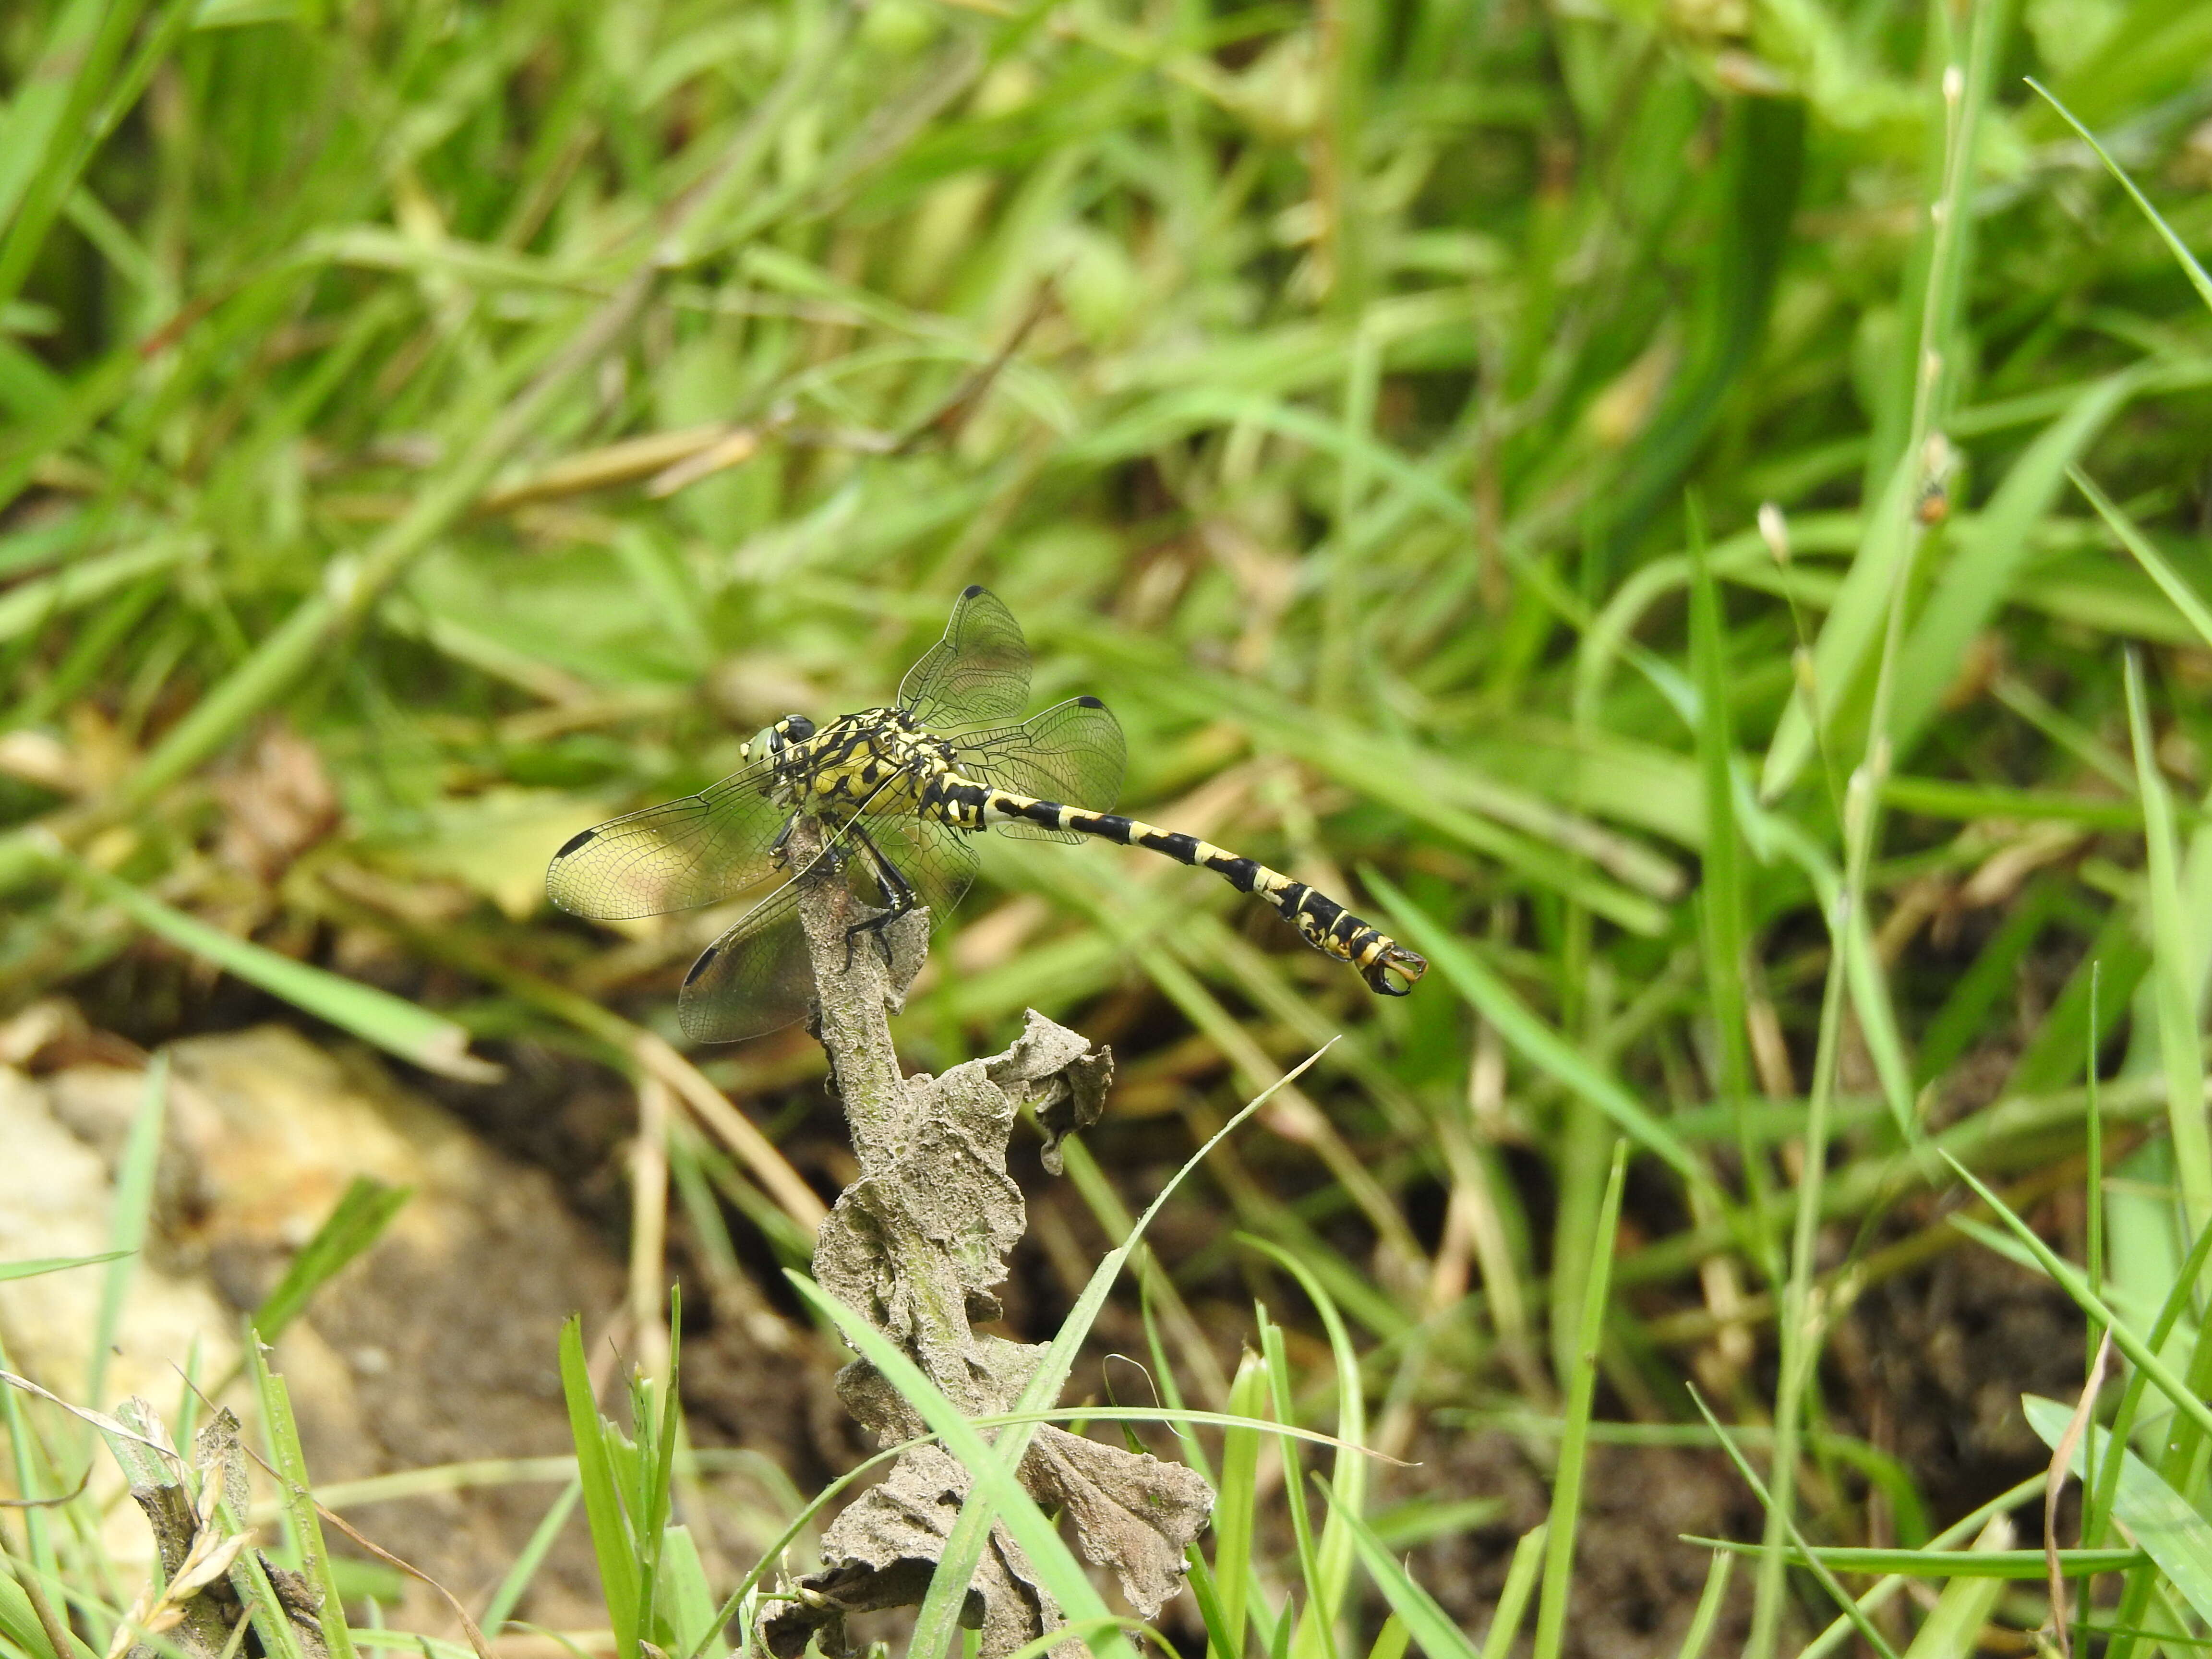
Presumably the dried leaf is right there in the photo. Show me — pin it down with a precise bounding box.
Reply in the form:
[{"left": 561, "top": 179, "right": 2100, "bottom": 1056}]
[
  {"left": 773, "top": 877, "right": 1201, "bottom": 1659},
  {"left": 194, "top": 1410, "right": 250, "bottom": 1531},
  {"left": 1021, "top": 1427, "right": 1213, "bottom": 1617},
  {"left": 171, "top": 1530, "right": 255, "bottom": 1599},
  {"left": 214, "top": 724, "right": 339, "bottom": 884},
  {"left": 757, "top": 1446, "right": 1075, "bottom": 1659}
]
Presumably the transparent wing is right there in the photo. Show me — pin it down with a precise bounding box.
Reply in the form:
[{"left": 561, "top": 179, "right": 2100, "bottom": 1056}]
[
  {"left": 678, "top": 885, "right": 814, "bottom": 1043},
  {"left": 676, "top": 808, "right": 979, "bottom": 1043},
  {"left": 854, "top": 811, "right": 978, "bottom": 916},
  {"left": 897, "top": 585, "right": 1031, "bottom": 730},
  {"left": 547, "top": 759, "right": 788, "bottom": 921},
  {"left": 954, "top": 695, "right": 1126, "bottom": 842}
]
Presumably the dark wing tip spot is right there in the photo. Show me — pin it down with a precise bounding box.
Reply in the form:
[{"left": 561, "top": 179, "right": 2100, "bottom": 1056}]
[
  {"left": 962, "top": 582, "right": 986, "bottom": 598},
  {"left": 684, "top": 945, "right": 720, "bottom": 987},
  {"left": 553, "top": 827, "right": 599, "bottom": 859},
  {"left": 1075, "top": 695, "right": 1105, "bottom": 708}
]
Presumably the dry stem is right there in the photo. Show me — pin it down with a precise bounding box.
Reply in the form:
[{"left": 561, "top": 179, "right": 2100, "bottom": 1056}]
[{"left": 757, "top": 818, "right": 1209, "bottom": 1659}]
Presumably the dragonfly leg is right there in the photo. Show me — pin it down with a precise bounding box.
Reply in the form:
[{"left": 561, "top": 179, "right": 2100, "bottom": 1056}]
[{"left": 842, "top": 823, "right": 919, "bottom": 972}]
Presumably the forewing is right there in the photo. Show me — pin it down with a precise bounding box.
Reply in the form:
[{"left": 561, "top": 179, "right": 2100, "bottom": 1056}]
[
  {"left": 679, "top": 811, "right": 978, "bottom": 1042},
  {"left": 955, "top": 695, "right": 1126, "bottom": 842},
  {"left": 547, "top": 760, "right": 788, "bottom": 920},
  {"left": 897, "top": 585, "right": 1031, "bottom": 729},
  {"left": 678, "top": 884, "right": 816, "bottom": 1043}
]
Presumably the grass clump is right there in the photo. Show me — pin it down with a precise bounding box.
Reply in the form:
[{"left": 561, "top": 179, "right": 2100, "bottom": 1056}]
[{"left": 5, "top": 0, "right": 2212, "bottom": 1654}]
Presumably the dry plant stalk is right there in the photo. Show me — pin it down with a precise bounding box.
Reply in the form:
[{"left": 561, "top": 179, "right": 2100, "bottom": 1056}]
[
  {"left": 100, "top": 1402, "right": 326, "bottom": 1659},
  {"left": 758, "top": 819, "right": 1212, "bottom": 1659}
]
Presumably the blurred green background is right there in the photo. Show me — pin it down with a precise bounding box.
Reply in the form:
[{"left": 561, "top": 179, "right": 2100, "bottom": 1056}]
[{"left": 6, "top": 0, "right": 2212, "bottom": 1649}]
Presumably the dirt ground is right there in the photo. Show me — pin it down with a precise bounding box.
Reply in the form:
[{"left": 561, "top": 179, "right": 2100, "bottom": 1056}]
[{"left": 0, "top": 1006, "right": 2087, "bottom": 1656}]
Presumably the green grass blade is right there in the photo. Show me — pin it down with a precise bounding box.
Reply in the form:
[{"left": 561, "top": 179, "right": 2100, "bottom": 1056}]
[
  {"left": 1210, "top": 1352, "right": 1267, "bottom": 1659},
  {"left": 49, "top": 850, "right": 496, "bottom": 1083},
  {"left": 2028, "top": 80, "right": 2212, "bottom": 314},
  {"left": 1476, "top": 1526, "right": 1545, "bottom": 1659},
  {"left": 0, "top": 1252, "right": 130, "bottom": 1284},
  {"left": 246, "top": 1342, "right": 360, "bottom": 1659},
  {"left": 635, "top": 1291, "right": 683, "bottom": 1655},
  {"left": 556, "top": 1317, "right": 639, "bottom": 1659},
  {"left": 2088, "top": 469, "right": 2212, "bottom": 654},
  {"left": 1845, "top": 927, "right": 1917, "bottom": 1132},
  {"left": 1319, "top": 1484, "right": 1478, "bottom": 1659},
  {"left": 2083, "top": 1209, "right": 2212, "bottom": 1552},
  {"left": 1368, "top": 872, "right": 1704, "bottom": 1185},
  {"left": 0, "top": 539, "right": 192, "bottom": 644},
  {"left": 2026, "top": 1395, "right": 2212, "bottom": 1628},
  {"left": 1693, "top": 1539, "right": 2133, "bottom": 1577},
  {"left": 1687, "top": 499, "right": 1772, "bottom": 1273},
  {"left": 1879, "top": 777, "right": 2144, "bottom": 830},
  {"left": 1890, "top": 369, "right": 2150, "bottom": 758},
  {"left": 1892, "top": 1527, "right": 2011, "bottom": 1659},
  {"left": 783, "top": 1273, "right": 1128, "bottom": 1659},
  {"left": 87, "top": 1055, "right": 167, "bottom": 1409},
  {"left": 906, "top": 1047, "right": 1330, "bottom": 1659},
  {"left": 1363, "top": 1616, "right": 1409, "bottom": 1659},
  {"left": 1259, "top": 1312, "right": 1332, "bottom": 1659},
  {"left": 1940, "top": 1157, "right": 2212, "bottom": 1445},
  {"left": 479, "top": 1480, "right": 582, "bottom": 1636},
  {"left": 1758, "top": 442, "right": 1919, "bottom": 802},
  {"left": 0, "top": 0, "right": 154, "bottom": 315},
  {"left": 1136, "top": 1283, "right": 1215, "bottom": 1485},
  {"left": 654, "top": 1527, "right": 715, "bottom": 1659},
  {"left": 2121, "top": 649, "right": 2212, "bottom": 1238},
  {"left": 2080, "top": 467, "right": 2212, "bottom": 651},
  {"left": 1671, "top": 1551, "right": 1731, "bottom": 1659},
  {"left": 1240, "top": 1240, "right": 1363, "bottom": 1659},
  {"left": 1530, "top": 1142, "right": 1625, "bottom": 1659},
  {"left": 0, "top": 1323, "right": 57, "bottom": 1580},
  {"left": 1795, "top": 1475, "right": 2048, "bottom": 1659},
  {"left": 1184, "top": 1545, "right": 1234, "bottom": 1659},
  {"left": 252, "top": 1178, "right": 413, "bottom": 1346},
  {"left": 1686, "top": 1389, "right": 1903, "bottom": 1659},
  {"left": 0, "top": 1562, "right": 92, "bottom": 1659},
  {"left": 226, "top": 1520, "right": 310, "bottom": 1659},
  {"left": 0, "top": 0, "right": 120, "bottom": 235}
]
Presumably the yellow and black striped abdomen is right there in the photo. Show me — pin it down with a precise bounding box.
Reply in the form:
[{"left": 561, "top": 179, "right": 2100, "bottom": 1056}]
[{"left": 925, "top": 774, "right": 1426, "bottom": 996}]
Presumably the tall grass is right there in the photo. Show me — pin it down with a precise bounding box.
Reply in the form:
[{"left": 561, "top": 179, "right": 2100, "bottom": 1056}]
[{"left": 4, "top": 0, "right": 2212, "bottom": 1652}]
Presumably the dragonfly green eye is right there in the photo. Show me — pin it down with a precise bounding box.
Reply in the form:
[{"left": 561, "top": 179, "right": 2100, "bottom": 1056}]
[{"left": 741, "top": 714, "right": 816, "bottom": 763}]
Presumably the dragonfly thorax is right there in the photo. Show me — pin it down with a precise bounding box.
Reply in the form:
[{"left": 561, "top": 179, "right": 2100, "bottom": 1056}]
[{"left": 791, "top": 707, "right": 956, "bottom": 820}]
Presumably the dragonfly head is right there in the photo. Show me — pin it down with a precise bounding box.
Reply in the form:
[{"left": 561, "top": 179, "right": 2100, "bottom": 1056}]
[{"left": 741, "top": 714, "right": 816, "bottom": 763}]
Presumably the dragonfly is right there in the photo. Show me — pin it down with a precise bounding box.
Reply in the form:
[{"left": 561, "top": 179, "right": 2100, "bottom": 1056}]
[{"left": 547, "top": 586, "right": 1427, "bottom": 1041}]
